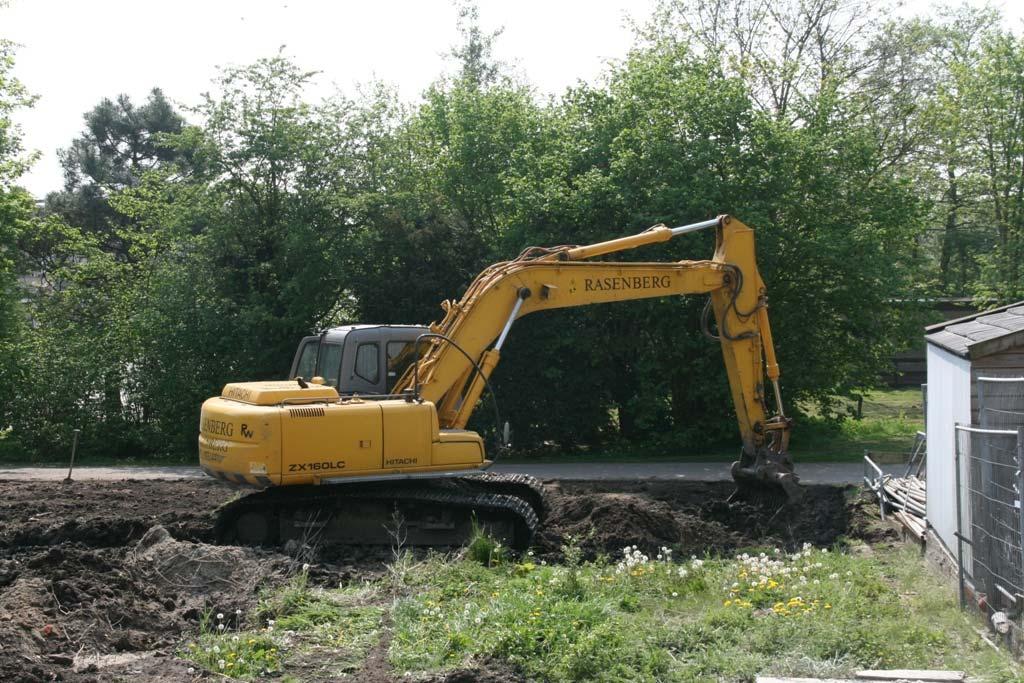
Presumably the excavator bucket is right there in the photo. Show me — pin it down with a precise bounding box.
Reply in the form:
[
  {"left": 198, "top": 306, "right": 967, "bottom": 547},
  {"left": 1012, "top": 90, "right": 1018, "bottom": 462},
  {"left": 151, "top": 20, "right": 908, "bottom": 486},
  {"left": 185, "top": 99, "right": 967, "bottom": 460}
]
[{"left": 729, "top": 447, "right": 803, "bottom": 514}]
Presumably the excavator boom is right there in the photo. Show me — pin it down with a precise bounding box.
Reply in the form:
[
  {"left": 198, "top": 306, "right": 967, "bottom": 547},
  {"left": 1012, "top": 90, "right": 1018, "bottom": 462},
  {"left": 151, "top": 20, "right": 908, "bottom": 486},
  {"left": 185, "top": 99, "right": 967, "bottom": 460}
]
[{"left": 393, "top": 215, "right": 798, "bottom": 501}]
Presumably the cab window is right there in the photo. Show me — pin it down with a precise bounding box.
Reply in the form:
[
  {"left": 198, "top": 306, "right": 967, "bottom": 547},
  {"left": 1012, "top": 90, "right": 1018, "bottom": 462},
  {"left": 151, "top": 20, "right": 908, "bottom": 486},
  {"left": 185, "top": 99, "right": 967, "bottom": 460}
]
[
  {"left": 387, "top": 341, "right": 417, "bottom": 389},
  {"left": 294, "top": 340, "right": 318, "bottom": 379},
  {"left": 319, "top": 343, "right": 343, "bottom": 387},
  {"left": 354, "top": 343, "right": 380, "bottom": 384}
]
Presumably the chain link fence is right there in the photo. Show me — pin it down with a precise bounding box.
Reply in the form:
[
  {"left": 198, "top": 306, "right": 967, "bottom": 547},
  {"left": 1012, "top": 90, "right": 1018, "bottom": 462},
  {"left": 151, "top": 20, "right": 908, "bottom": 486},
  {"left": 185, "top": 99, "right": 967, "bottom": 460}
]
[
  {"left": 955, "top": 424, "right": 1023, "bottom": 611},
  {"left": 954, "top": 376, "right": 1024, "bottom": 642}
]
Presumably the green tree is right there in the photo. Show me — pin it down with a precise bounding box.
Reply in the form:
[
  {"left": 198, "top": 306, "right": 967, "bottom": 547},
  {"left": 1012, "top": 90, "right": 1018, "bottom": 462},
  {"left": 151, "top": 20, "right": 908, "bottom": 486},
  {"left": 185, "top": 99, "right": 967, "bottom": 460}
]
[
  {"left": 0, "top": 36, "right": 39, "bottom": 443},
  {"left": 44, "top": 88, "right": 189, "bottom": 257},
  {"left": 107, "top": 55, "right": 376, "bottom": 452},
  {"left": 493, "top": 23, "right": 926, "bottom": 449},
  {"left": 968, "top": 32, "right": 1024, "bottom": 301}
]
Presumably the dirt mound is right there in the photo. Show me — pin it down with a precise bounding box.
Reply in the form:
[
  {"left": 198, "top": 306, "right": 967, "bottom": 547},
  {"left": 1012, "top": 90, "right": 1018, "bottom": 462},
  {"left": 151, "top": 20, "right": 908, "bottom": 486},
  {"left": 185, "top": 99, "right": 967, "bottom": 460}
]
[
  {"left": 0, "top": 524, "right": 302, "bottom": 682},
  {"left": 0, "top": 479, "right": 228, "bottom": 550},
  {"left": 0, "top": 577, "right": 53, "bottom": 682},
  {"left": 537, "top": 492, "right": 746, "bottom": 558},
  {"left": 538, "top": 481, "right": 852, "bottom": 559},
  {"left": 131, "top": 525, "right": 285, "bottom": 599}
]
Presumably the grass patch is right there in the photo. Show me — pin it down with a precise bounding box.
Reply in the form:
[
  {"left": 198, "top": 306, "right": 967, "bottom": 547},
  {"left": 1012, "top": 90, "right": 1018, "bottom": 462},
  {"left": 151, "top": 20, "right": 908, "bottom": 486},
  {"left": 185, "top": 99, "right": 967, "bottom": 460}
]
[
  {"left": 387, "top": 544, "right": 1020, "bottom": 682},
  {"left": 182, "top": 569, "right": 384, "bottom": 680},
  {"left": 181, "top": 538, "right": 1022, "bottom": 681},
  {"left": 256, "top": 570, "right": 385, "bottom": 673}
]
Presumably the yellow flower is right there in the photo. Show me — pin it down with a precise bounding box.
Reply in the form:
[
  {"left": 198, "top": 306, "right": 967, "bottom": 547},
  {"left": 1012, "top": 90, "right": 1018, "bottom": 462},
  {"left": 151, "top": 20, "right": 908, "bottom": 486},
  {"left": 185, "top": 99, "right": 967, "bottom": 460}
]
[
  {"left": 724, "top": 600, "right": 732, "bottom": 607},
  {"left": 825, "top": 604, "right": 832, "bottom": 609}
]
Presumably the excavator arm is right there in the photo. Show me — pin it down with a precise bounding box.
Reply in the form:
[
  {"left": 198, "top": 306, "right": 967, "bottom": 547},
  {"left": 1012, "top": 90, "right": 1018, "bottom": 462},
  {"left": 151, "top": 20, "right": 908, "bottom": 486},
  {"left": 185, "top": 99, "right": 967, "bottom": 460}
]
[{"left": 394, "top": 215, "right": 800, "bottom": 501}]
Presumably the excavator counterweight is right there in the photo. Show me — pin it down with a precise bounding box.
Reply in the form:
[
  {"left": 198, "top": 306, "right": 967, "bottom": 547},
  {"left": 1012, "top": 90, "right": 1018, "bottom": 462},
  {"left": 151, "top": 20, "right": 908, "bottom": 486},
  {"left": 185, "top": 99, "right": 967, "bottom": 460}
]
[{"left": 200, "top": 214, "right": 800, "bottom": 550}]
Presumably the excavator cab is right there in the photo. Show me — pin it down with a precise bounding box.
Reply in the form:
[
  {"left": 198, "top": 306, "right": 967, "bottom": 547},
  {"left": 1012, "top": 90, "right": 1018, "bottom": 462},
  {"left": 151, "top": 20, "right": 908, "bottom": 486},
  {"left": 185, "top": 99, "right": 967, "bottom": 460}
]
[{"left": 289, "top": 325, "right": 428, "bottom": 395}]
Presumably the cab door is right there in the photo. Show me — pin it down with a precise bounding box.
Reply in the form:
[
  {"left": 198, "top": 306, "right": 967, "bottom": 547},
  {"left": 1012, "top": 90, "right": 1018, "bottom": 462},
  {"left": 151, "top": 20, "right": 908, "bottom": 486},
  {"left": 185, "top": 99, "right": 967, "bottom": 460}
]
[
  {"left": 340, "top": 329, "right": 386, "bottom": 395},
  {"left": 384, "top": 330, "right": 422, "bottom": 392}
]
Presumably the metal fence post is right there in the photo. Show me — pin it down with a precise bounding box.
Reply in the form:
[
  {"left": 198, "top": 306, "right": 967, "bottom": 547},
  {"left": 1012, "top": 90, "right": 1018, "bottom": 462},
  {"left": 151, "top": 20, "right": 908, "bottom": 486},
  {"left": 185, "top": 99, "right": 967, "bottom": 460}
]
[
  {"left": 1018, "top": 426, "right": 1024, "bottom": 591},
  {"left": 956, "top": 423, "right": 965, "bottom": 609}
]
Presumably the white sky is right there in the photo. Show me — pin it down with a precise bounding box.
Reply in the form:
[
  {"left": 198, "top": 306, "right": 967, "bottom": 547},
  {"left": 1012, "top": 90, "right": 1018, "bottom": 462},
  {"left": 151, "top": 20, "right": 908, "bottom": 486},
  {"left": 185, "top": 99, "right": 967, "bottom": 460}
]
[{"left": 3, "top": 0, "right": 1023, "bottom": 198}]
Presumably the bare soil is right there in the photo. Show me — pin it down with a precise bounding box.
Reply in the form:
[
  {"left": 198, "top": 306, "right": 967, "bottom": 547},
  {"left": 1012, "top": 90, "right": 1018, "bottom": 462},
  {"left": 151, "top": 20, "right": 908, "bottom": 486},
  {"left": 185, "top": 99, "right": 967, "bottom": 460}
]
[{"left": 0, "top": 477, "right": 860, "bottom": 682}]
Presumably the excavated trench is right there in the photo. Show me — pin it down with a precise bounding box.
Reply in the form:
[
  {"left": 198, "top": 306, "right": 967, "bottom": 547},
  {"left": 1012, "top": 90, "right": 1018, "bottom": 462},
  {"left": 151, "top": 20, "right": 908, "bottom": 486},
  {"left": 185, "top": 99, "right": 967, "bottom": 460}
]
[{"left": 0, "top": 477, "right": 865, "bottom": 682}]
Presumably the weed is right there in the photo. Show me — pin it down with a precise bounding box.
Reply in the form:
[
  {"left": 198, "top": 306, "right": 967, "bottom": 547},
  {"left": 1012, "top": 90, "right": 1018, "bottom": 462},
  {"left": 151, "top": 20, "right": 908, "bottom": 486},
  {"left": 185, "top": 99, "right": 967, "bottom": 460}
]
[
  {"left": 559, "top": 532, "right": 592, "bottom": 600},
  {"left": 466, "top": 516, "right": 505, "bottom": 566},
  {"left": 182, "top": 609, "right": 281, "bottom": 680},
  {"left": 384, "top": 508, "right": 420, "bottom": 593}
]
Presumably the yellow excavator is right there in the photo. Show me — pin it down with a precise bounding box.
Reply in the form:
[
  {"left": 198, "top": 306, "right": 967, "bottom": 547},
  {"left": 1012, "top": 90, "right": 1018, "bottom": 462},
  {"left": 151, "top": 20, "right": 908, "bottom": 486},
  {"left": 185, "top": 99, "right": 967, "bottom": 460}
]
[{"left": 200, "top": 215, "right": 799, "bottom": 549}]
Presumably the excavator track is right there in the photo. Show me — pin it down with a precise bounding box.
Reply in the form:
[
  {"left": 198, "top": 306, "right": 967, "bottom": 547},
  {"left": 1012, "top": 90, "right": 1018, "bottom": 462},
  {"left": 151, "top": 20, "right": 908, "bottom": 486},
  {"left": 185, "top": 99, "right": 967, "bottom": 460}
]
[
  {"left": 459, "top": 472, "right": 548, "bottom": 523},
  {"left": 214, "top": 475, "right": 543, "bottom": 552}
]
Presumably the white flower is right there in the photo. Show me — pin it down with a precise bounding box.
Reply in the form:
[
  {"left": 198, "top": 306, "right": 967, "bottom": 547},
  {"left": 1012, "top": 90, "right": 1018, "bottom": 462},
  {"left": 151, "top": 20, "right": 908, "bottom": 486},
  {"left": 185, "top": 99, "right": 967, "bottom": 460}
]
[
  {"left": 846, "top": 571, "right": 853, "bottom": 577},
  {"left": 232, "top": 635, "right": 240, "bottom": 642},
  {"left": 212, "top": 645, "right": 220, "bottom": 654},
  {"left": 474, "top": 616, "right": 482, "bottom": 624},
  {"left": 218, "top": 659, "right": 226, "bottom": 669},
  {"left": 813, "top": 579, "right": 820, "bottom": 585},
  {"left": 216, "top": 613, "right": 224, "bottom": 620},
  {"left": 829, "top": 573, "right": 839, "bottom": 580},
  {"left": 267, "top": 619, "right": 276, "bottom": 627},
  {"left": 187, "top": 667, "right": 195, "bottom": 675},
  {"left": 671, "top": 591, "right": 678, "bottom": 597},
  {"left": 302, "top": 563, "right": 311, "bottom": 572},
  {"left": 217, "top": 623, "right": 225, "bottom": 631},
  {"left": 235, "top": 609, "right": 242, "bottom": 616}
]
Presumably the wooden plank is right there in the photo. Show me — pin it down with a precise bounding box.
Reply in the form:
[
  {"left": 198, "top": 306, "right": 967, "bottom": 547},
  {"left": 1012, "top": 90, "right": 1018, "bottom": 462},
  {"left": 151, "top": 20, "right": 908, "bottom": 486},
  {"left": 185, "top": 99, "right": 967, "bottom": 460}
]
[
  {"left": 856, "top": 670, "right": 964, "bottom": 682},
  {"left": 757, "top": 678, "right": 856, "bottom": 683}
]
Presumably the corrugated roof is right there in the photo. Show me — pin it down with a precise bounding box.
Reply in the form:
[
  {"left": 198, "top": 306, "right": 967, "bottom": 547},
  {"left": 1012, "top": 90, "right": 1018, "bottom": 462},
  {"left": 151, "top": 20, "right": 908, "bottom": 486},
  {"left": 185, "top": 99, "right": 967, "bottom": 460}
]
[{"left": 925, "top": 300, "right": 1024, "bottom": 359}]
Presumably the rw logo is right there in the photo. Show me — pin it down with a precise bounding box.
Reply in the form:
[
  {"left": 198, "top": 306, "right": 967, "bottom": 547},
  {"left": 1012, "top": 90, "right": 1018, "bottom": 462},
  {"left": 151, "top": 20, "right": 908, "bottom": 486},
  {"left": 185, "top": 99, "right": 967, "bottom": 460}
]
[{"left": 240, "top": 424, "right": 254, "bottom": 439}]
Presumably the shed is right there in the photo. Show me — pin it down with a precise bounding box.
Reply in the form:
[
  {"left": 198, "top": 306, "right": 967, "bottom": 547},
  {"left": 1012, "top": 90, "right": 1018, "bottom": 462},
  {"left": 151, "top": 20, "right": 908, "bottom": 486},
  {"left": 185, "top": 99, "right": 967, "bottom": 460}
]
[{"left": 925, "top": 301, "right": 1024, "bottom": 555}]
